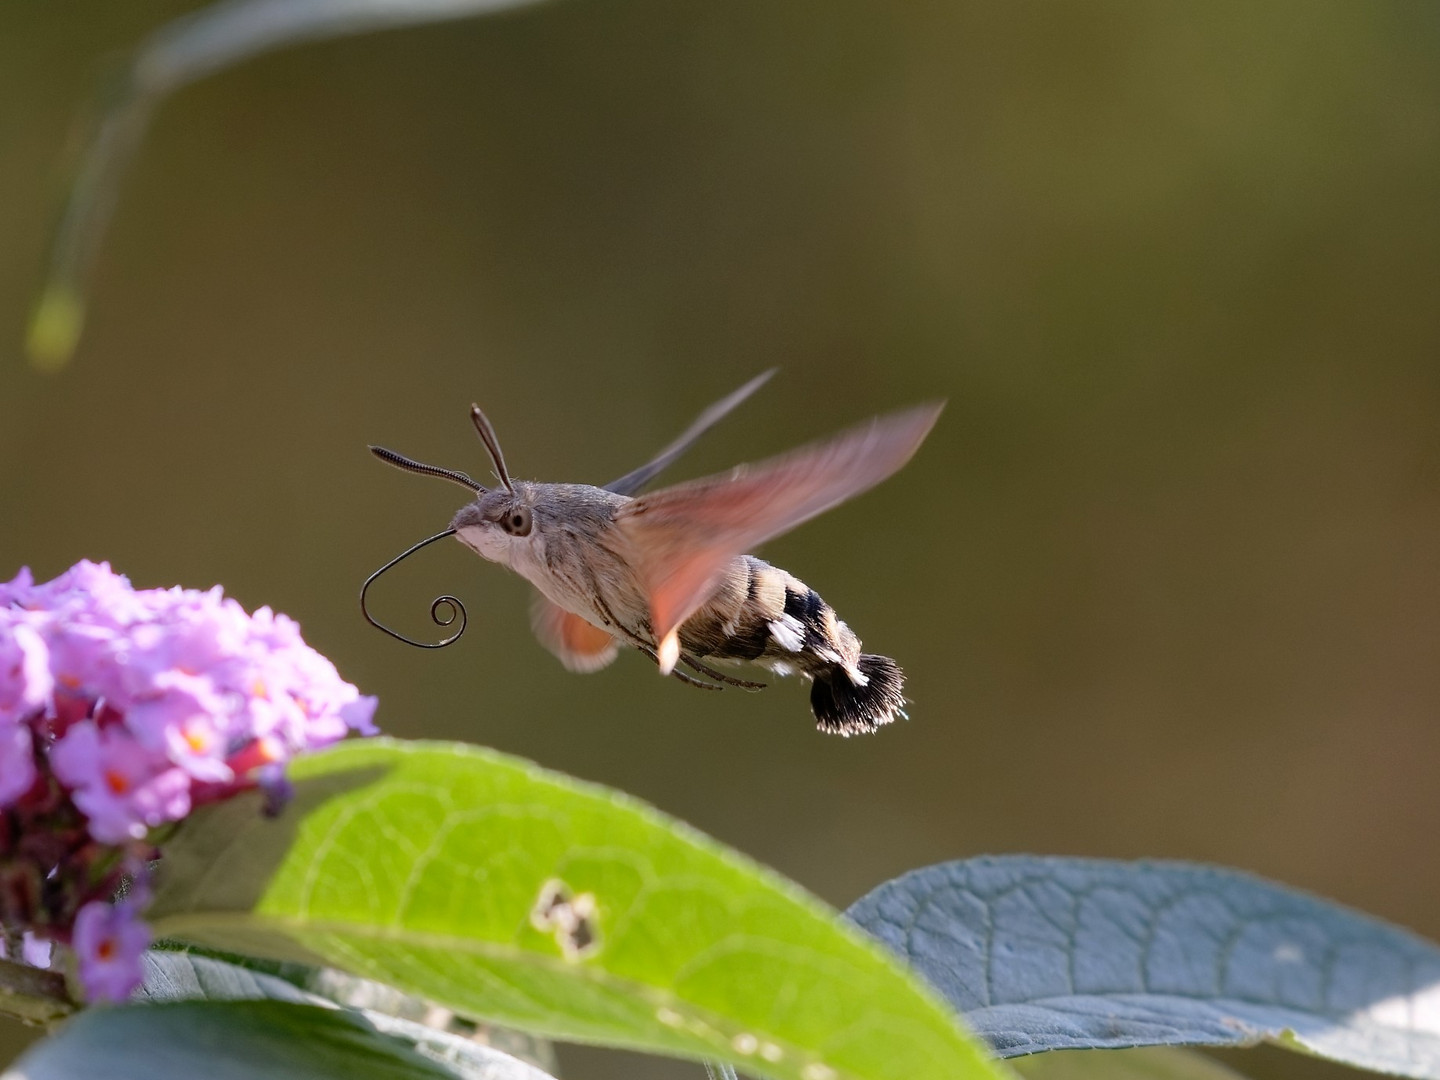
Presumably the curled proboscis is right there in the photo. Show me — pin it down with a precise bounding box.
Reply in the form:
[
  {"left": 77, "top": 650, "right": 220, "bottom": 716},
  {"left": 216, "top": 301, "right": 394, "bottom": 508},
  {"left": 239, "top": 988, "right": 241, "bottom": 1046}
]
[{"left": 360, "top": 528, "right": 468, "bottom": 648}]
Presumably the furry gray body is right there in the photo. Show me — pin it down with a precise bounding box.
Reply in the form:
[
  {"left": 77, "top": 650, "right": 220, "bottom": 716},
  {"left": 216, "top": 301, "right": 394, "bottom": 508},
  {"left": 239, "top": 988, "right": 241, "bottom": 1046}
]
[
  {"left": 453, "top": 481, "right": 904, "bottom": 734},
  {"left": 453, "top": 482, "right": 854, "bottom": 675},
  {"left": 367, "top": 378, "right": 934, "bottom": 734}
]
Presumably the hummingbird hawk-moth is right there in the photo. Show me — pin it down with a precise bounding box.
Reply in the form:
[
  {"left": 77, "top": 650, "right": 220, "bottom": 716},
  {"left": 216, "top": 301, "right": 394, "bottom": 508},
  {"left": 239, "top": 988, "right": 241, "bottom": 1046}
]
[{"left": 362, "top": 371, "right": 942, "bottom": 735}]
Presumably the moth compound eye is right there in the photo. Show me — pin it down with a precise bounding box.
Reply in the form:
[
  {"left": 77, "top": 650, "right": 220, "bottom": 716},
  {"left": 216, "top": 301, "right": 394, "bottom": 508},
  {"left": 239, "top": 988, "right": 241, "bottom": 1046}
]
[{"left": 503, "top": 505, "right": 533, "bottom": 537}]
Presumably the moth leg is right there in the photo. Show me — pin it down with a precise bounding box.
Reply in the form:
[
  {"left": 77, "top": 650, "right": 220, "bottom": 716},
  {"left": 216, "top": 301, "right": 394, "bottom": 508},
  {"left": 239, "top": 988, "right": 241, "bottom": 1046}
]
[
  {"left": 663, "top": 659, "right": 725, "bottom": 691},
  {"left": 591, "top": 591, "right": 725, "bottom": 691},
  {"left": 592, "top": 588, "right": 763, "bottom": 690},
  {"left": 681, "top": 653, "right": 767, "bottom": 691},
  {"left": 590, "top": 591, "right": 648, "bottom": 648},
  {"left": 633, "top": 639, "right": 724, "bottom": 691}
]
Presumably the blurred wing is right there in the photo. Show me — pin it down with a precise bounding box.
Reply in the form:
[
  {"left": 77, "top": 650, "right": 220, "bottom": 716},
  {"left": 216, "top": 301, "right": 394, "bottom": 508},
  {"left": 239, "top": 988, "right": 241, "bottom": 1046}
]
[
  {"left": 530, "top": 593, "right": 620, "bottom": 674},
  {"left": 616, "top": 402, "right": 944, "bottom": 672},
  {"left": 604, "top": 368, "right": 776, "bottom": 495}
]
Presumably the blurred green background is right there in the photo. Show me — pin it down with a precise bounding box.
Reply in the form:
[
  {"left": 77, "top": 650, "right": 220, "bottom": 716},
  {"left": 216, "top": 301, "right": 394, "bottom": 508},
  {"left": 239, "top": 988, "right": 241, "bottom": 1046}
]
[{"left": 2, "top": 2, "right": 1438, "bottom": 1077}]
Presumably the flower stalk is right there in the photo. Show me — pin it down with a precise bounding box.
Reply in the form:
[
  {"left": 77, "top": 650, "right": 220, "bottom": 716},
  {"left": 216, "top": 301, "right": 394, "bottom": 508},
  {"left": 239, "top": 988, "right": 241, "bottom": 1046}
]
[{"left": 0, "top": 955, "right": 74, "bottom": 1025}]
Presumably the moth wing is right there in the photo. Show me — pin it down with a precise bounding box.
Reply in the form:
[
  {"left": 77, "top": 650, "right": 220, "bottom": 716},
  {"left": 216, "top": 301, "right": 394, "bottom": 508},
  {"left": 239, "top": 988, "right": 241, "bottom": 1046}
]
[
  {"left": 529, "top": 593, "right": 621, "bottom": 674},
  {"left": 615, "top": 402, "right": 944, "bottom": 672},
  {"left": 604, "top": 368, "right": 776, "bottom": 496}
]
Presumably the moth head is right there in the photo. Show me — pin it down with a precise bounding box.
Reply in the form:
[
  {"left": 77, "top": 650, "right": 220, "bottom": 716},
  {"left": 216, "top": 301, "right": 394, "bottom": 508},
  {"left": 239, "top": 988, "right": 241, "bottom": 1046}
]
[
  {"left": 368, "top": 402, "right": 535, "bottom": 562},
  {"left": 451, "top": 486, "right": 536, "bottom": 564}
]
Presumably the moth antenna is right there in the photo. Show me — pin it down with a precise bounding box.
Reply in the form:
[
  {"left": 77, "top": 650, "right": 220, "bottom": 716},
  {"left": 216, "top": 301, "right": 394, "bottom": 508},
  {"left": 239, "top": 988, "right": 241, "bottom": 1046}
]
[
  {"left": 360, "top": 528, "right": 468, "bottom": 648},
  {"left": 469, "top": 404, "right": 514, "bottom": 493},
  {"left": 369, "top": 445, "right": 485, "bottom": 493}
]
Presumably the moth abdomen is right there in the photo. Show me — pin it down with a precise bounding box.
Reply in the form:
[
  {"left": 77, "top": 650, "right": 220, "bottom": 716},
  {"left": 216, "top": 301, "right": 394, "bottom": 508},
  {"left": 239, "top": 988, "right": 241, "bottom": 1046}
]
[
  {"left": 677, "top": 556, "right": 908, "bottom": 734},
  {"left": 810, "top": 654, "right": 907, "bottom": 737}
]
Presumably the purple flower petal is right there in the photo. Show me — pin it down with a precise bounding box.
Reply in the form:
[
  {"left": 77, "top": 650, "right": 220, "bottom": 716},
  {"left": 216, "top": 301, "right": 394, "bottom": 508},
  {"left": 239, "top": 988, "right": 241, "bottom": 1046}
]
[
  {"left": 0, "top": 566, "right": 35, "bottom": 605},
  {"left": 0, "top": 620, "right": 53, "bottom": 723},
  {"left": 73, "top": 900, "right": 150, "bottom": 1002},
  {"left": 340, "top": 695, "right": 380, "bottom": 736},
  {"left": 53, "top": 720, "right": 191, "bottom": 842},
  {"left": 0, "top": 723, "right": 37, "bottom": 807},
  {"left": 21, "top": 932, "right": 52, "bottom": 969}
]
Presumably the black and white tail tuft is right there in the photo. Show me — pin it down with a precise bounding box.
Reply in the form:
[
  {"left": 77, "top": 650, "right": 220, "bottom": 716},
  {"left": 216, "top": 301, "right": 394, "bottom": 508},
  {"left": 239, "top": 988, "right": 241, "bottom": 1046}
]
[{"left": 809, "top": 654, "right": 907, "bottom": 736}]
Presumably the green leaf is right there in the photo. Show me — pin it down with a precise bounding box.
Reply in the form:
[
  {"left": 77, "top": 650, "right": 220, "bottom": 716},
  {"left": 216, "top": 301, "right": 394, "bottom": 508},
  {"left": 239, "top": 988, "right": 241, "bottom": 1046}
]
[
  {"left": 148, "top": 739, "right": 1002, "bottom": 1080},
  {"left": 3, "top": 1000, "right": 531, "bottom": 1080},
  {"left": 847, "top": 856, "right": 1440, "bottom": 1078},
  {"left": 1010, "top": 1048, "right": 1254, "bottom": 1080}
]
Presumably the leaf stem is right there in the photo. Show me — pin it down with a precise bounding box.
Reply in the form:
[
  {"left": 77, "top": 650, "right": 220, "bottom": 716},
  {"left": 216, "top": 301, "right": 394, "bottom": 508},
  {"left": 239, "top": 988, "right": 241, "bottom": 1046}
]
[{"left": 0, "top": 957, "right": 77, "bottom": 1026}]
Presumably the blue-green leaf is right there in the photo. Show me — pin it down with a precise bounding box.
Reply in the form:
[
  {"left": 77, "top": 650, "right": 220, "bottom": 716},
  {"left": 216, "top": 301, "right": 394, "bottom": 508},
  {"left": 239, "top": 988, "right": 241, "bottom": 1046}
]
[
  {"left": 3, "top": 1000, "right": 544, "bottom": 1080},
  {"left": 847, "top": 856, "right": 1440, "bottom": 1078},
  {"left": 137, "top": 949, "right": 320, "bottom": 1006},
  {"left": 135, "top": 950, "right": 558, "bottom": 1080}
]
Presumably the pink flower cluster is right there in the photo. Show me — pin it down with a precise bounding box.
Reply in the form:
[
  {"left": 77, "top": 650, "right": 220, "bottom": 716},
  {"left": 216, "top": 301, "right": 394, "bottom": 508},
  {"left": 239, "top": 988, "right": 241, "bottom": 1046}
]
[{"left": 0, "top": 561, "right": 377, "bottom": 1001}]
